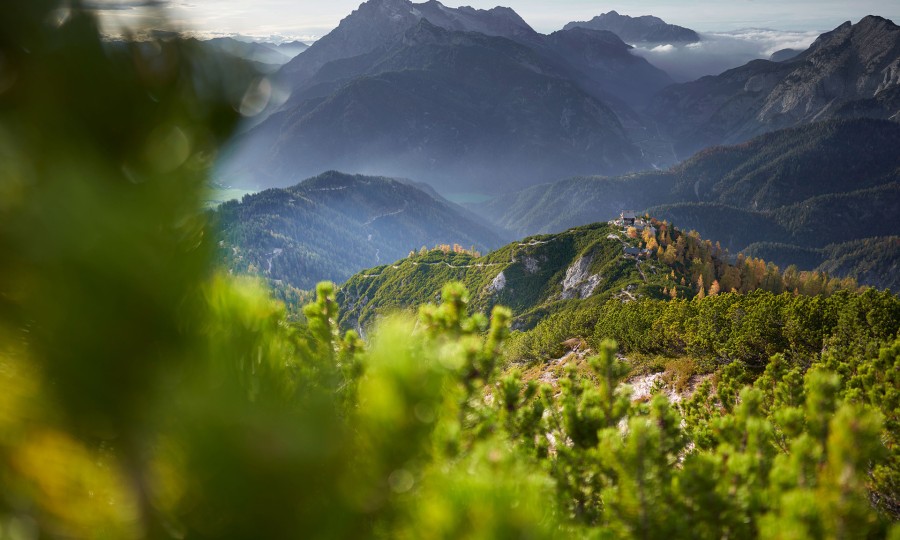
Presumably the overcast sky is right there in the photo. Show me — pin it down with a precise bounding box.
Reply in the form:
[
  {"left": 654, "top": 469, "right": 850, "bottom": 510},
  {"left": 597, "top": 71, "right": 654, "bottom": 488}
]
[{"left": 94, "top": 0, "right": 899, "bottom": 41}]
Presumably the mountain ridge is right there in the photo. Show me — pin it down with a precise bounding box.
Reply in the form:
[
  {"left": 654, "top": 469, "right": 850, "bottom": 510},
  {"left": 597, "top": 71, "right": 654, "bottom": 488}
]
[
  {"left": 336, "top": 218, "right": 868, "bottom": 334},
  {"left": 214, "top": 171, "right": 510, "bottom": 289}
]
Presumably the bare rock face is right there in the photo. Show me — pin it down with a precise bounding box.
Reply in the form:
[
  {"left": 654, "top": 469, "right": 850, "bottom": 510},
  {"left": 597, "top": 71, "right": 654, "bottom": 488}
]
[
  {"left": 561, "top": 256, "right": 602, "bottom": 300},
  {"left": 486, "top": 271, "right": 507, "bottom": 294},
  {"left": 650, "top": 16, "right": 900, "bottom": 158}
]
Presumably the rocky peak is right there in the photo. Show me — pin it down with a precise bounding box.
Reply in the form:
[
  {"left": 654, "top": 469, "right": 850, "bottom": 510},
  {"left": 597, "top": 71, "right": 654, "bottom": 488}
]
[
  {"left": 563, "top": 11, "right": 700, "bottom": 44},
  {"left": 484, "top": 6, "right": 532, "bottom": 29},
  {"left": 805, "top": 20, "right": 851, "bottom": 50},
  {"left": 599, "top": 11, "right": 665, "bottom": 27},
  {"left": 351, "top": 0, "right": 416, "bottom": 23},
  {"left": 282, "top": 0, "right": 541, "bottom": 77},
  {"left": 401, "top": 18, "right": 448, "bottom": 46},
  {"left": 856, "top": 15, "right": 896, "bottom": 30},
  {"left": 808, "top": 16, "right": 898, "bottom": 49},
  {"left": 416, "top": 1, "right": 537, "bottom": 41},
  {"left": 802, "top": 15, "right": 899, "bottom": 67},
  {"left": 279, "top": 0, "right": 419, "bottom": 82}
]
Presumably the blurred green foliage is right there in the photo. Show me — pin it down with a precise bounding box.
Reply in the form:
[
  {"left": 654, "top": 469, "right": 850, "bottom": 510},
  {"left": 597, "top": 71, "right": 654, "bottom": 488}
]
[{"left": 0, "top": 3, "right": 898, "bottom": 539}]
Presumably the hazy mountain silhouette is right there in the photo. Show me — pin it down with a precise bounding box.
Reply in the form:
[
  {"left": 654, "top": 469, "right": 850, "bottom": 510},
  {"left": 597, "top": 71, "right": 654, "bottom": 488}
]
[
  {"left": 279, "top": 0, "right": 540, "bottom": 87},
  {"left": 221, "top": 19, "right": 651, "bottom": 193}
]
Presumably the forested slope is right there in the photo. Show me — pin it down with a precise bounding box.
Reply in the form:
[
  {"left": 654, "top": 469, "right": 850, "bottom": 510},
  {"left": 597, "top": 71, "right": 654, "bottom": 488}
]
[
  {"left": 214, "top": 171, "right": 508, "bottom": 289},
  {"left": 745, "top": 237, "right": 900, "bottom": 290}
]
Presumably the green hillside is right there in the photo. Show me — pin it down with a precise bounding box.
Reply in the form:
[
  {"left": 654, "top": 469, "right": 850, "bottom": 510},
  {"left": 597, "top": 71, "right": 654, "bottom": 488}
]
[
  {"left": 338, "top": 218, "right": 860, "bottom": 335},
  {"left": 339, "top": 222, "right": 649, "bottom": 332},
  {"left": 739, "top": 242, "right": 824, "bottom": 270},
  {"left": 648, "top": 181, "right": 900, "bottom": 252},
  {"left": 818, "top": 237, "right": 900, "bottom": 289}
]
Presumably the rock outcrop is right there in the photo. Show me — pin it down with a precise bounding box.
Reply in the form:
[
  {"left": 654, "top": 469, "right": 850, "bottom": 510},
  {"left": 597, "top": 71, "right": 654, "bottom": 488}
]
[{"left": 561, "top": 256, "right": 602, "bottom": 300}]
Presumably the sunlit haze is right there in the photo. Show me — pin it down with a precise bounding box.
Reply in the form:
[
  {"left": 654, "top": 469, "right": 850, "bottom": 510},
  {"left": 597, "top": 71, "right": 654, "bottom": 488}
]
[{"left": 92, "top": 0, "right": 900, "bottom": 41}]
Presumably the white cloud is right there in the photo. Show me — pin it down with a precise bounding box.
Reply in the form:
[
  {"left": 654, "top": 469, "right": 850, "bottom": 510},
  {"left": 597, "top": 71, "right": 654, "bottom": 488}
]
[
  {"left": 650, "top": 44, "right": 676, "bottom": 53},
  {"left": 715, "top": 28, "right": 822, "bottom": 56},
  {"left": 631, "top": 29, "right": 821, "bottom": 82}
]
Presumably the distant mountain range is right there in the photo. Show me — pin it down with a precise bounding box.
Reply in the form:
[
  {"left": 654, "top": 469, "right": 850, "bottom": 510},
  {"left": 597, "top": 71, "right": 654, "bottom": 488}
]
[
  {"left": 276, "top": 0, "right": 674, "bottom": 107},
  {"left": 217, "top": 0, "right": 682, "bottom": 193},
  {"left": 651, "top": 16, "right": 900, "bottom": 158},
  {"left": 148, "top": 35, "right": 309, "bottom": 69},
  {"left": 220, "top": 5, "right": 900, "bottom": 198},
  {"left": 474, "top": 119, "right": 900, "bottom": 288},
  {"left": 214, "top": 171, "right": 508, "bottom": 289},
  {"left": 211, "top": 3, "right": 900, "bottom": 291},
  {"left": 564, "top": 11, "right": 700, "bottom": 44},
  {"left": 271, "top": 40, "right": 310, "bottom": 57},
  {"left": 200, "top": 37, "right": 297, "bottom": 65}
]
